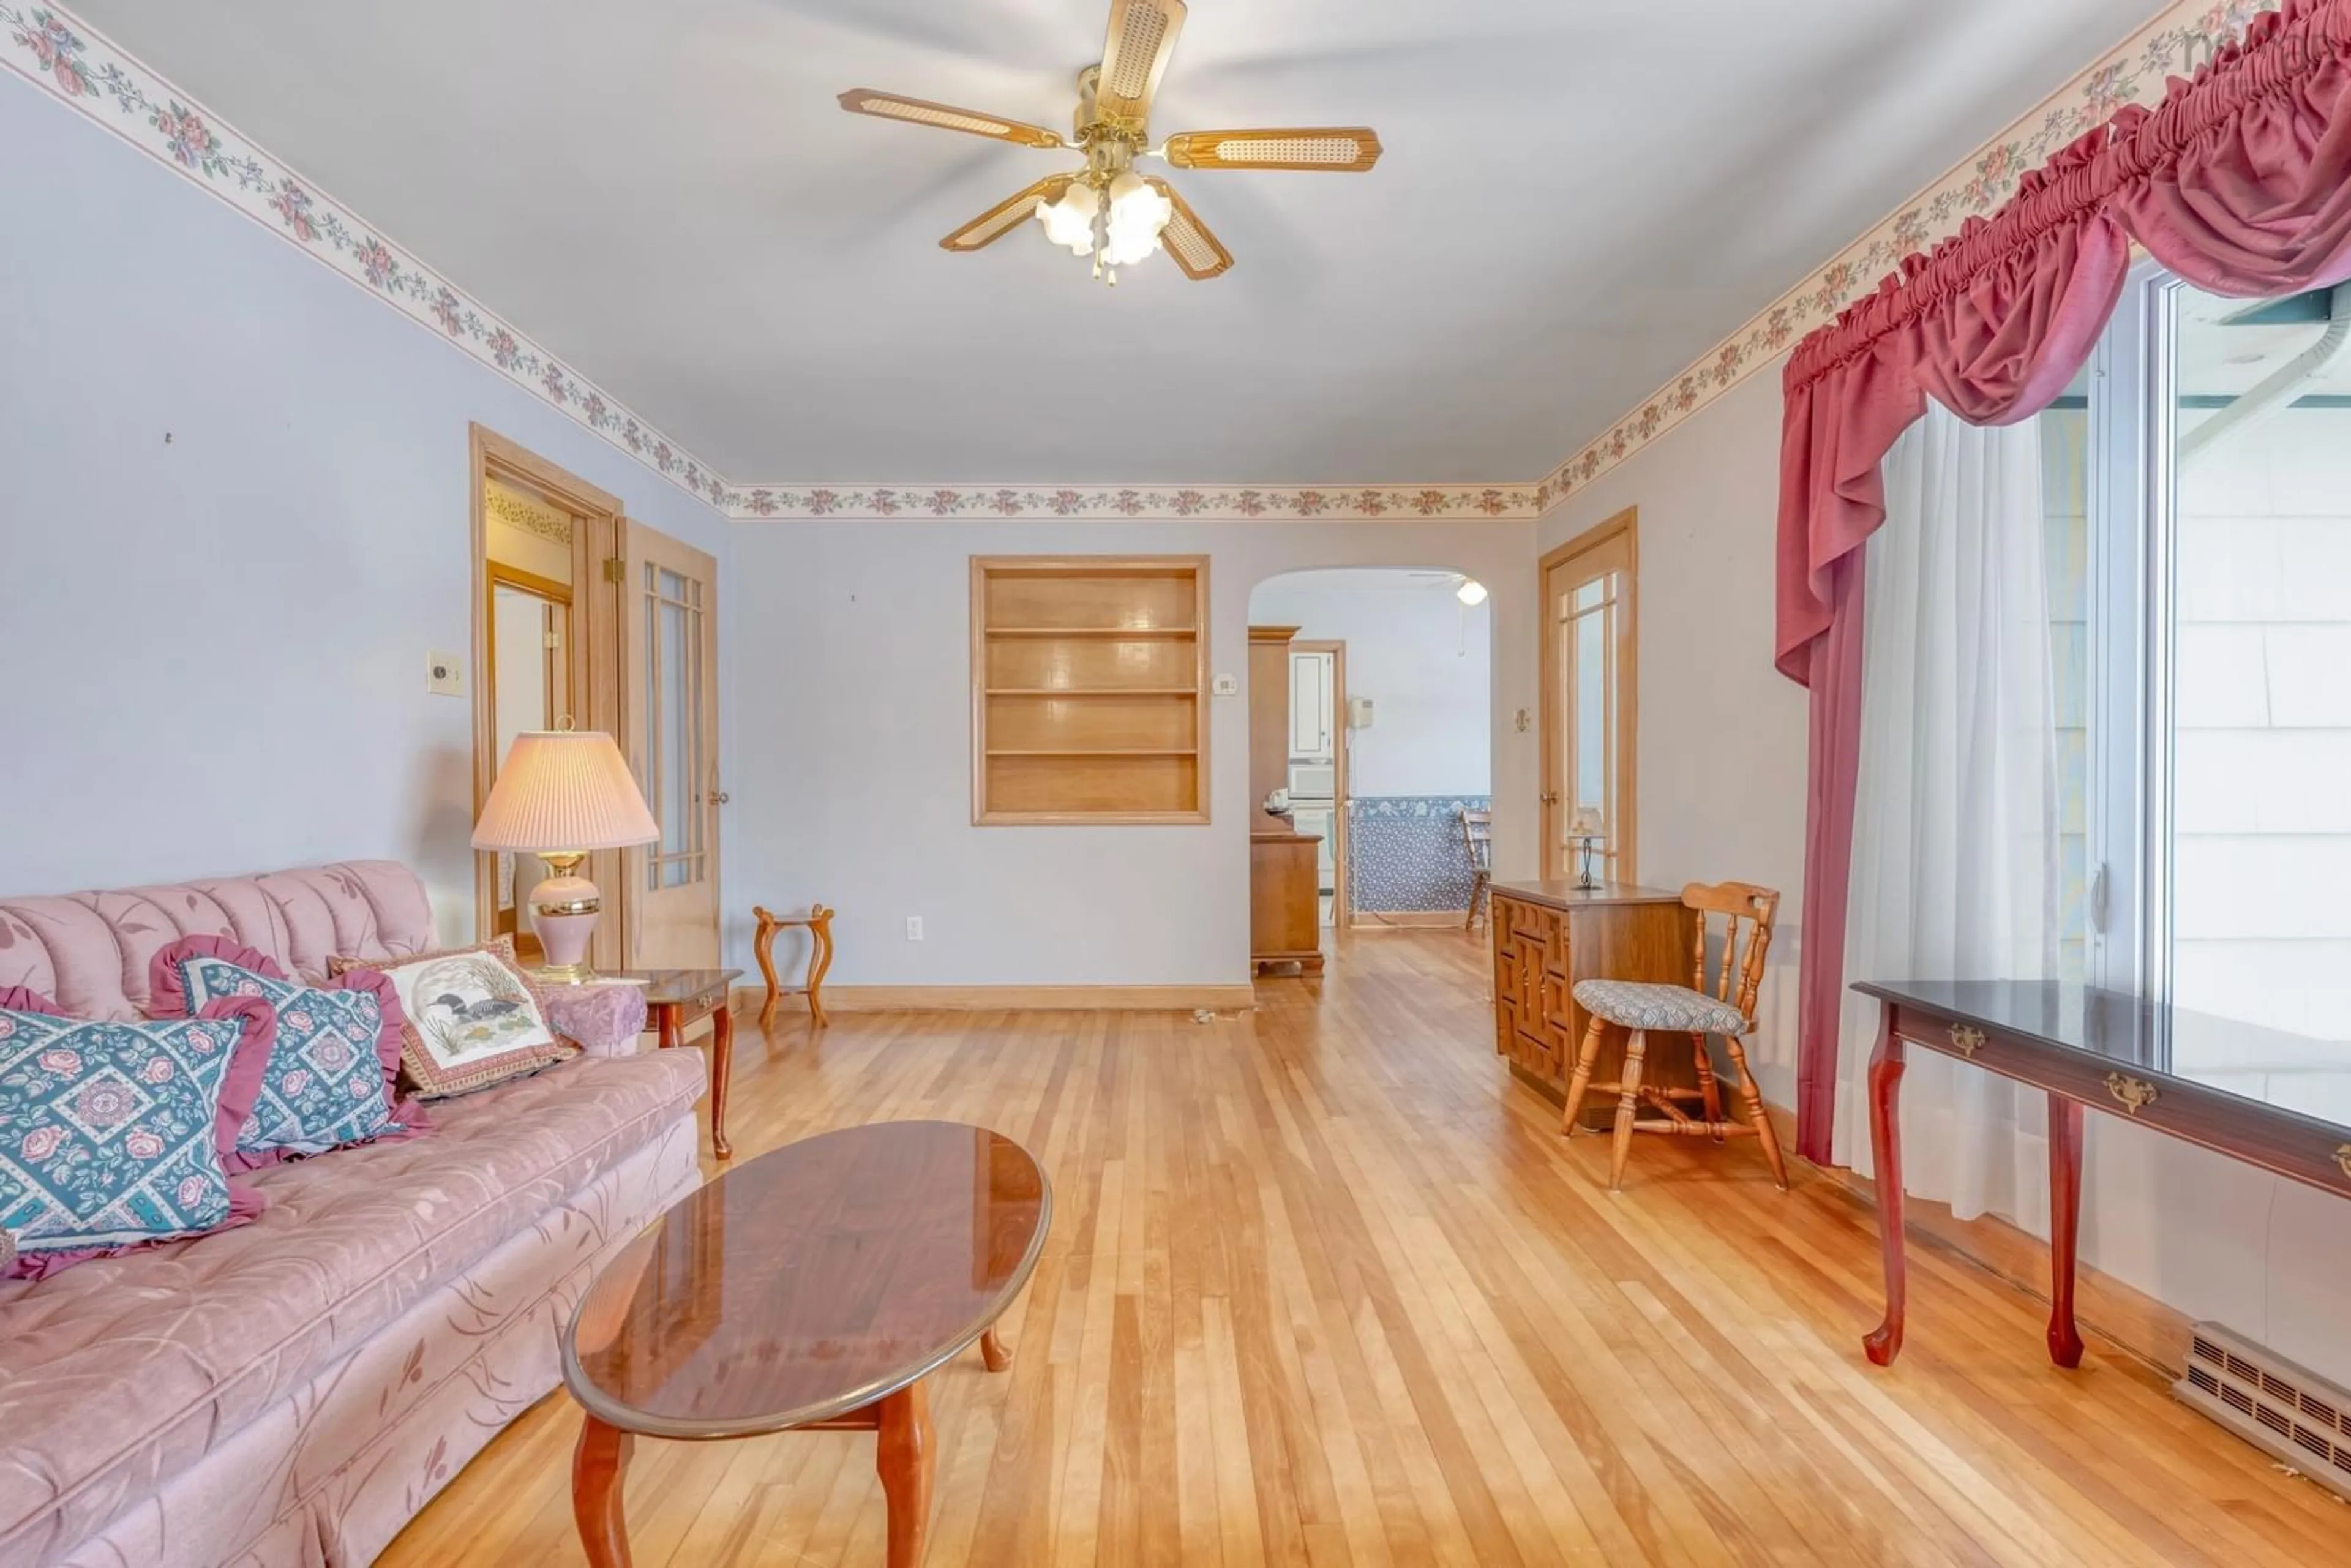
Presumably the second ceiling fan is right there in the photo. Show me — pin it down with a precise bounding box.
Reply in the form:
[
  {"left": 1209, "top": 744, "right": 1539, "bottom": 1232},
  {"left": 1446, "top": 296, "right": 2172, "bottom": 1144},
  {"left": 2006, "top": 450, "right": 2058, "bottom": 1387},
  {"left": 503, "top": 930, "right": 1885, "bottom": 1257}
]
[{"left": 840, "top": 0, "right": 1383, "bottom": 284}]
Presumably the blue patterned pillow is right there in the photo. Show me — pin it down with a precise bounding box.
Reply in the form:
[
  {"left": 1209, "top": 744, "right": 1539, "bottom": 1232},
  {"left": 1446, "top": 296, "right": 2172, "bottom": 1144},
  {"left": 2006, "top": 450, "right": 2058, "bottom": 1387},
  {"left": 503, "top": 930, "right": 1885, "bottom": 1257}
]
[
  {"left": 157, "top": 948, "right": 414, "bottom": 1164},
  {"left": 0, "top": 993, "right": 275, "bottom": 1279}
]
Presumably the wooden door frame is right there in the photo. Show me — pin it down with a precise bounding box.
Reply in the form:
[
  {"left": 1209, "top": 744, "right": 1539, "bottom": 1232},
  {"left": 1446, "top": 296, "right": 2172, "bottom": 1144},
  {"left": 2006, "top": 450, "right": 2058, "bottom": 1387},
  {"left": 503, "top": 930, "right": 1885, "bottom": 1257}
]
[
  {"left": 482, "top": 560, "right": 574, "bottom": 956},
  {"left": 1539, "top": 506, "right": 1640, "bottom": 885},
  {"left": 1291, "top": 639, "right": 1351, "bottom": 929},
  {"left": 468, "top": 424, "right": 626, "bottom": 964}
]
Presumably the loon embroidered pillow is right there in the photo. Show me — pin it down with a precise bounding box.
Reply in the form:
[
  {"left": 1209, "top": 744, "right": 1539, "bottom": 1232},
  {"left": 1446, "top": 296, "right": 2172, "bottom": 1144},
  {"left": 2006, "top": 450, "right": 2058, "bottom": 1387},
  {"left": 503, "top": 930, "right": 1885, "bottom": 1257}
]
[
  {"left": 0, "top": 986, "right": 276, "bottom": 1280},
  {"left": 150, "top": 937, "right": 426, "bottom": 1169},
  {"left": 330, "top": 937, "right": 574, "bottom": 1098}
]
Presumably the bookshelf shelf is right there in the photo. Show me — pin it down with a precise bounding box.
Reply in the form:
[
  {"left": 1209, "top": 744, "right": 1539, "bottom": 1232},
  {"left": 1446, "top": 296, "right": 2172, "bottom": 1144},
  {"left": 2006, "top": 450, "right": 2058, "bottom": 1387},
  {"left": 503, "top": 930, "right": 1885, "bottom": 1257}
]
[{"left": 972, "top": 557, "right": 1209, "bottom": 825}]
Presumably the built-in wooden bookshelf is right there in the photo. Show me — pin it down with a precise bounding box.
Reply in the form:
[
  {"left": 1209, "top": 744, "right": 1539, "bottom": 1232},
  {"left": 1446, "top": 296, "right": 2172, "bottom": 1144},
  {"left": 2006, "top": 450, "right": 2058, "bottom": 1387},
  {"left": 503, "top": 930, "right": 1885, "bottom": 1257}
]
[{"left": 971, "top": 556, "right": 1210, "bottom": 825}]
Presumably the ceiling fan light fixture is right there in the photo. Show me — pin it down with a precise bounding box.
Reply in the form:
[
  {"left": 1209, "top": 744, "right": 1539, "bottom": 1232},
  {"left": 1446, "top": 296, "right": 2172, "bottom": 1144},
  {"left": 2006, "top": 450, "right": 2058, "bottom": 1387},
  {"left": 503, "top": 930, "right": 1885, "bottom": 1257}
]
[
  {"left": 849, "top": 0, "right": 1378, "bottom": 285},
  {"left": 1457, "top": 577, "right": 1490, "bottom": 606},
  {"left": 1036, "top": 182, "right": 1101, "bottom": 255}
]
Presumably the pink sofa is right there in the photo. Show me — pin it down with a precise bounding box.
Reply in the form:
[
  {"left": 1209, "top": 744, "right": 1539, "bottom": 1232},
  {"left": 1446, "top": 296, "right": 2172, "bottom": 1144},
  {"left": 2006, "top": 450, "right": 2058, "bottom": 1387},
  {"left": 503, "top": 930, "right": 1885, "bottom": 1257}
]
[{"left": 0, "top": 862, "right": 705, "bottom": 1566}]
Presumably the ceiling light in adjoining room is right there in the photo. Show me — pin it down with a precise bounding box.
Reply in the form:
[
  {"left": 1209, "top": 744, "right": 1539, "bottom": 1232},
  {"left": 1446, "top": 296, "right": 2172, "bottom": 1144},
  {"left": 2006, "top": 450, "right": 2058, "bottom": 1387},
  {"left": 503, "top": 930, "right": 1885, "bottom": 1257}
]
[{"left": 1457, "top": 578, "right": 1490, "bottom": 606}]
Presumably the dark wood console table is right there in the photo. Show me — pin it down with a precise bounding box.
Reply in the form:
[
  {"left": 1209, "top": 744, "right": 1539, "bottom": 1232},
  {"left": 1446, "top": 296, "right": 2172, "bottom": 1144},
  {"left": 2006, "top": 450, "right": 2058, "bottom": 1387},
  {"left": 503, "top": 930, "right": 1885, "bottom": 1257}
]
[{"left": 1854, "top": 980, "right": 2351, "bottom": 1369}]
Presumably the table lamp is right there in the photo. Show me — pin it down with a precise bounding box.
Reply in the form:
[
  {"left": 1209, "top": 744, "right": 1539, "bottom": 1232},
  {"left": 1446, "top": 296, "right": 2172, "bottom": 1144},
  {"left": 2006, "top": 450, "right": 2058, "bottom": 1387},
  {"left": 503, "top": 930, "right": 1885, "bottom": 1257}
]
[
  {"left": 1568, "top": 807, "right": 1609, "bottom": 891},
  {"left": 473, "top": 730, "right": 661, "bottom": 983}
]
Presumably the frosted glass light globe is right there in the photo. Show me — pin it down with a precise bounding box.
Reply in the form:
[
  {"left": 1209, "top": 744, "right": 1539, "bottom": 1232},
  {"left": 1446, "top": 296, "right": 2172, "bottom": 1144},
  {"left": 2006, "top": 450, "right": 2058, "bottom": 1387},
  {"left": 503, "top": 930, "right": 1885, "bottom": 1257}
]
[
  {"left": 1101, "top": 170, "right": 1172, "bottom": 268},
  {"left": 1036, "top": 182, "right": 1100, "bottom": 255}
]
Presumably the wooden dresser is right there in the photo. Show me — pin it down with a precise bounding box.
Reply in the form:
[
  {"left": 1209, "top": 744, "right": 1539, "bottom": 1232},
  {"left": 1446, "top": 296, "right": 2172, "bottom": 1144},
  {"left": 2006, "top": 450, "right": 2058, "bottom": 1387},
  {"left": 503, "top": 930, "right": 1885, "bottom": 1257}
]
[
  {"left": 1488, "top": 881, "right": 1696, "bottom": 1128},
  {"left": 1251, "top": 826, "right": 1324, "bottom": 975}
]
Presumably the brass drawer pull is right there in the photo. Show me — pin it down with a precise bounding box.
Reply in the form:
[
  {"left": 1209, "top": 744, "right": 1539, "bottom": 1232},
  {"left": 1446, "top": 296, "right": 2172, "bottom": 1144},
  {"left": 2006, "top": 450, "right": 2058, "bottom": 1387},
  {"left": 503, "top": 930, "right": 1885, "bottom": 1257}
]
[
  {"left": 1949, "top": 1024, "right": 1985, "bottom": 1059},
  {"left": 2106, "top": 1073, "right": 2159, "bottom": 1117},
  {"left": 2336, "top": 1145, "right": 2351, "bottom": 1182}
]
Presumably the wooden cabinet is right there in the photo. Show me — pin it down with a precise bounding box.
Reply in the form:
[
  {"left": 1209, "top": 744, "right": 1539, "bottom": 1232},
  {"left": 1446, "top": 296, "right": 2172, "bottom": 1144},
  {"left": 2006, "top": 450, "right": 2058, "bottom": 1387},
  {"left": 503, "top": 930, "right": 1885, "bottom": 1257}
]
[
  {"left": 1489, "top": 882, "right": 1695, "bottom": 1128},
  {"left": 1251, "top": 828, "right": 1324, "bottom": 975},
  {"left": 1247, "top": 625, "right": 1300, "bottom": 813},
  {"left": 972, "top": 557, "right": 1209, "bottom": 824}
]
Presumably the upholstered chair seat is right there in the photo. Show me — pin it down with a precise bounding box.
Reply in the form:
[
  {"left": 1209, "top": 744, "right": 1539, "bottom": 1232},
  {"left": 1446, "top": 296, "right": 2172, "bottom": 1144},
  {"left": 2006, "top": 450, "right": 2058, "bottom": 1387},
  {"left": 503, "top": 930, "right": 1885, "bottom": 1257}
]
[{"left": 1573, "top": 979, "right": 1748, "bottom": 1037}]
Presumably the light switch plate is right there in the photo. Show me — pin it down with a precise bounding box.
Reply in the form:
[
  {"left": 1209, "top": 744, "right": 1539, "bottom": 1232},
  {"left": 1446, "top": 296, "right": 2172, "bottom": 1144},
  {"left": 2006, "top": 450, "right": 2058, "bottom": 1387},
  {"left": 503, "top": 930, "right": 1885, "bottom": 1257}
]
[
  {"left": 1212, "top": 674, "right": 1239, "bottom": 697},
  {"left": 427, "top": 651, "right": 465, "bottom": 697}
]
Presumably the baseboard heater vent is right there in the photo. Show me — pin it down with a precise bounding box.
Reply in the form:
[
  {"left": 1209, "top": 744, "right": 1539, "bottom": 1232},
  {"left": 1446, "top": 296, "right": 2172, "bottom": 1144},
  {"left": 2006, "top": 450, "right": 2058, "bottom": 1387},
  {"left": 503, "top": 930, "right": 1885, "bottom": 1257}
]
[{"left": 2175, "top": 1321, "right": 2351, "bottom": 1502}]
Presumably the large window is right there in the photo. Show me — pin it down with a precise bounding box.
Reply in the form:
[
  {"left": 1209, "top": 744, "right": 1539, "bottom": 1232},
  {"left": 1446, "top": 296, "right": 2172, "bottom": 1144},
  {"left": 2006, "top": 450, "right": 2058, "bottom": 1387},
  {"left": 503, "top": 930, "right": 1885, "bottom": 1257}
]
[{"left": 2050, "top": 268, "right": 2351, "bottom": 1082}]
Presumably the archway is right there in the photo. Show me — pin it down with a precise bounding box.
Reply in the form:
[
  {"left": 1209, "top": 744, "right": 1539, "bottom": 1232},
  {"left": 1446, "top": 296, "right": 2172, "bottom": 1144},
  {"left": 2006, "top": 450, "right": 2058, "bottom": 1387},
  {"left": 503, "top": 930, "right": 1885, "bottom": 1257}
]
[{"left": 1244, "top": 568, "right": 1497, "bottom": 968}]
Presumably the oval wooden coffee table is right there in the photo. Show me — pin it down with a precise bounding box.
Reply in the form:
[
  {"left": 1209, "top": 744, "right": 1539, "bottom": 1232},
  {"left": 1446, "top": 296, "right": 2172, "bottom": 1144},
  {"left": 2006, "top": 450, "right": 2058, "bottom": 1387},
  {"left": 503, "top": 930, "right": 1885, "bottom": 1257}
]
[{"left": 562, "top": 1121, "right": 1051, "bottom": 1566}]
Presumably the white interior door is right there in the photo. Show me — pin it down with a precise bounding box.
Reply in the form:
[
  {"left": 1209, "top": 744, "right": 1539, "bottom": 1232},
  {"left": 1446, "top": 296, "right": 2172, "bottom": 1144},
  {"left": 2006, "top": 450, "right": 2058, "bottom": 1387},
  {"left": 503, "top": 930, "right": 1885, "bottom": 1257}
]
[
  {"left": 621, "top": 522, "right": 722, "bottom": 970},
  {"left": 1290, "top": 649, "right": 1334, "bottom": 762}
]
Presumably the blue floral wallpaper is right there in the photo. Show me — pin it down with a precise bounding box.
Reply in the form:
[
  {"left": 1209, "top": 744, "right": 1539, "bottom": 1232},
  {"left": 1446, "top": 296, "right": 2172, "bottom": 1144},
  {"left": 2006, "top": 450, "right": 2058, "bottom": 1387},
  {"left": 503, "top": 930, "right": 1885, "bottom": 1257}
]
[{"left": 1348, "top": 797, "right": 1491, "bottom": 914}]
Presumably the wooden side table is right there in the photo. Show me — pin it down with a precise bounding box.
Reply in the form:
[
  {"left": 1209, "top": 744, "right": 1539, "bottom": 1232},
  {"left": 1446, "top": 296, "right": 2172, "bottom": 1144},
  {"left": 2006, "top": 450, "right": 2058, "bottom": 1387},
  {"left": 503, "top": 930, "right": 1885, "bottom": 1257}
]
[
  {"left": 610, "top": 969, "right": 741, "bottom": 1160},
  {"left": 752, "top": 904, "right": 835, "bottom": 1027}
]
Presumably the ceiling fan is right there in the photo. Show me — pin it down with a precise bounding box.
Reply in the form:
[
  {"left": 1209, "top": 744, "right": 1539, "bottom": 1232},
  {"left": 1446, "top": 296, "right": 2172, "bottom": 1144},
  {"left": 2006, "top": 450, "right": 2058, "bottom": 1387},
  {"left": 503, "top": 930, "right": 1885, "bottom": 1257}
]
[{"left": 839, "top": 0, "right": 1382, "bottom": 285}]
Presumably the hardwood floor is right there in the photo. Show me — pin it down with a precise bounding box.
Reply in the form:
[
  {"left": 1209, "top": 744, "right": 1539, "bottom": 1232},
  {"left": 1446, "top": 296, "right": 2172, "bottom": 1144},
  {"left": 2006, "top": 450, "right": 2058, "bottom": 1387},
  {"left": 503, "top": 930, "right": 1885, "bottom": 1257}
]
[{"left": 381, "top": 929, "right": 2345, "bottom": 1567}]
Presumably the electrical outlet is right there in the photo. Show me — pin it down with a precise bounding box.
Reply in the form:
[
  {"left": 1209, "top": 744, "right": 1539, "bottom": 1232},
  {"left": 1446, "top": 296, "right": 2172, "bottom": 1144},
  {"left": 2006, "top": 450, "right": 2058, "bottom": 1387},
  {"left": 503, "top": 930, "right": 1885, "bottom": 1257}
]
[
  {"left": 1212, "top": 673, "right": 1239, "bottom": 697},
  {"left": 904, "top": 917, "right": 924, "bottom": 942},
  {"left": 426, "top": 651, "right": 465, "bottom": 697}
]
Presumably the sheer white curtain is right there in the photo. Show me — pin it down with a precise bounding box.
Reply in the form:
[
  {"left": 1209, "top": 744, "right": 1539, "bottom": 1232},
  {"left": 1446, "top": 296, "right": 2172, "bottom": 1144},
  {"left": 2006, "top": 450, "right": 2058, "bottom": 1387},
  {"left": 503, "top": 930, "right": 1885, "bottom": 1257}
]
[{"left": 1829, "top": 402, "right": 2061, "bottom": 1227}]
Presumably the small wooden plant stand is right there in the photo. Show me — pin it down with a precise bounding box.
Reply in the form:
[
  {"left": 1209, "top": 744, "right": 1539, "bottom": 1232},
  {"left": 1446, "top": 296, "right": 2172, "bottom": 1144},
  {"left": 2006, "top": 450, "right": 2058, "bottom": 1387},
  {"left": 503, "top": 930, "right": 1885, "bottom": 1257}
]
[{"left": 752, "top": 903, "right": 836, "bottom": 1027}]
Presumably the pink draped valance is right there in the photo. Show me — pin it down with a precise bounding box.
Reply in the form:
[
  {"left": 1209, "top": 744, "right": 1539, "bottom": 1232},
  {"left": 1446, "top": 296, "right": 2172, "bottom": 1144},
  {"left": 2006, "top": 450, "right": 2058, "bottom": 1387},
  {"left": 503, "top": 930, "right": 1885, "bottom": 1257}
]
[{"left": 1779, "top": 0, "right": 2351, "bottom": 1162}]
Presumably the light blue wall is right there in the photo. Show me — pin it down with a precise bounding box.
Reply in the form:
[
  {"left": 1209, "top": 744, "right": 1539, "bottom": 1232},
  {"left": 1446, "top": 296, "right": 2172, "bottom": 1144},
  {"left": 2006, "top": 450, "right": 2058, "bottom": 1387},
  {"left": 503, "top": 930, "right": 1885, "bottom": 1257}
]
[
  {"left": 0, "top": 78, "right": 732, "bottom": 937},
  {"left": 726, "top": 519, "right": 1538, "bottom": 986}
]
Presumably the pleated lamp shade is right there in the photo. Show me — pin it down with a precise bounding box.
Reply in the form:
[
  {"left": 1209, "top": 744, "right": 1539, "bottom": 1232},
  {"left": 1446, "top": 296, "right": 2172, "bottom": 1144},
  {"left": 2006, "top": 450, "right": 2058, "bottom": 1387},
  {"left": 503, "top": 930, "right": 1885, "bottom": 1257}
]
[{"left": 473, "top": 731, "right": 661, "bottom": 852}]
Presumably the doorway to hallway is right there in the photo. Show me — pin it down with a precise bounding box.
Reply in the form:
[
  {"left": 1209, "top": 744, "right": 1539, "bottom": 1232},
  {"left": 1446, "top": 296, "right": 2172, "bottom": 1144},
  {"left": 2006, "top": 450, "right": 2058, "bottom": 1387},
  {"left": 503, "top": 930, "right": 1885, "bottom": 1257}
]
[{"left": 1248, "top": 569, "right": 1494, "bottom": 932}]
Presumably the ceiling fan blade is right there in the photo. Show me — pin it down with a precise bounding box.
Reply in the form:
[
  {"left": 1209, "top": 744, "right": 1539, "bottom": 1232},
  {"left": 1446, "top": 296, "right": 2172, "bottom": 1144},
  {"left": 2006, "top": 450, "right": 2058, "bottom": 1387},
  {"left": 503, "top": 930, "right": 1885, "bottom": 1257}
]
[
  {"left": 1095, "top": 0, "right": 1187, "bottom": 127},
  {"left": 1161, "top": 128, "right": 1382, "bottom": 173},
  {"left": 839, "top": 89, "right": 1065, "bottom": 149},
  {"left": 940, "top": 174, "right": 1078, "bottom": 253},
  {"left": 1147, "top": 179, "right": 1232, "bottom": 280}
]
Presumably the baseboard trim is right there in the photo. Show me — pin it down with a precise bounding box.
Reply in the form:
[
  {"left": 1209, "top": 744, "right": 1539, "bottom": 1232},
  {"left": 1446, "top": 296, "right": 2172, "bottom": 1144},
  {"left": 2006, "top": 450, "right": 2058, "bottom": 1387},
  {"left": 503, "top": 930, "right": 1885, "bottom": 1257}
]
[
  {"left": 1349, "top": 910, "right": 1471, "bottom": 929},
  {"left": 1771, "top": 1102, "right": 2194, "bottom": 1371},
  {"left": 730, "top": 984, "right": 1257, "bottom": 1015}
]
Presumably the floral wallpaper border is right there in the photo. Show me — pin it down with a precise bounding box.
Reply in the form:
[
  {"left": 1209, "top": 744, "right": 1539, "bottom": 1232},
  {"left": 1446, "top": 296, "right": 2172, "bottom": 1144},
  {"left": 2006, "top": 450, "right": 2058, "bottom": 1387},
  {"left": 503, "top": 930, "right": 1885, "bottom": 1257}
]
[
  {"left": 482, "top": 481, "right": 574, "bottom": 546},
  {"left": 720, "top": 484, "right": 1545, "bottom": 522},
  {"left": 1530, "top": 0, "right": 2282, "bottom": 513},
  {"left": 4, "top": 1, "right": 2280, "bottom": 526}
]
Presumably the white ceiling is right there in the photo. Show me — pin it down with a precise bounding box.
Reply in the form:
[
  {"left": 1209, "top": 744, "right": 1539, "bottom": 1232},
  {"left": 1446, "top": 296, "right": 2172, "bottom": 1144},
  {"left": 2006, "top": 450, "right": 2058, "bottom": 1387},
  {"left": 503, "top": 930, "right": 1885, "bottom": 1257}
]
[
  {"left": 1255, "top": 568, "right": 1467, "bottom": 597},
  {"left": 71, "top": 0, "right": 2167, "bottom": 485}
]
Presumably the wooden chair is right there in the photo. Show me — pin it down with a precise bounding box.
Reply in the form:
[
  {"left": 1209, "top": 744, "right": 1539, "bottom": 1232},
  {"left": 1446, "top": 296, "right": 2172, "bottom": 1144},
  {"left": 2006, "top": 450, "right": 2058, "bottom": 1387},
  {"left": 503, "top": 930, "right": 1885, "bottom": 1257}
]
[
  {"left": 1559, "top": 881, "right": 1789, "bottom": 1193},
  {"left": 1460, "top": 809, "right": 1494, "bottom": 931}
]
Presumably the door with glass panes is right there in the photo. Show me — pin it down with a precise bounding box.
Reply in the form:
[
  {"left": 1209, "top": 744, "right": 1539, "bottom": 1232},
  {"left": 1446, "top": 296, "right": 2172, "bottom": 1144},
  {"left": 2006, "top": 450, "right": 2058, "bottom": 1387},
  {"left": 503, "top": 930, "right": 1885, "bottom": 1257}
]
[
  {"left": 1540, "top": 511, "right": 1638, "bottom": 884},
  {"left": 621, "top": 522, "right": 722, "bottom": 970}
]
